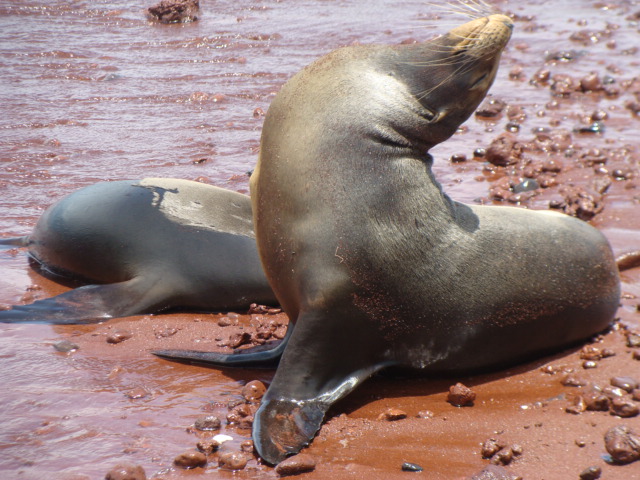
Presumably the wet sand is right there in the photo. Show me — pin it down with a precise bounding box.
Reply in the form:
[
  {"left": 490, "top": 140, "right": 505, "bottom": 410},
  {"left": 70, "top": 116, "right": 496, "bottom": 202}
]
[{"left": 1, "top": 1, "right": 639, "bottom": 479}]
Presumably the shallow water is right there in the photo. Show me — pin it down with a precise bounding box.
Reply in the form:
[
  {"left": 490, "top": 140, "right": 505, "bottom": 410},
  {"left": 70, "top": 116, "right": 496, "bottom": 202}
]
[{"left": 1, "top": 1, "right": 639, "bottom": 479}]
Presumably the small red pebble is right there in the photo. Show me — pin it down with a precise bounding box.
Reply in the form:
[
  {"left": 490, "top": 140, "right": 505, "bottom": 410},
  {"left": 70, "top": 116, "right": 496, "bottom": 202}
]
[
  {"left": 106, "top": 330, "right": 133, "bottom": 344},
  {"left": 174, "top": 450, "right": 207, "bottom": 469},
  {"left": 242, "top": 380, "right": 267, "bottom": 402},
  {"left": 105, "top": 463, "right": 146, "bottom": 480},
  {"left": 447, "top": 382, "right": 476, "bottom": 407},
  {"left": 377, "top": 408, "right": 407, "bottom": 421},
  {"left": 218, "top": 451, "right": 249, "bottom": 471},
  {"left": 275, "top": 454, "right": 317, "bottom": 477}
]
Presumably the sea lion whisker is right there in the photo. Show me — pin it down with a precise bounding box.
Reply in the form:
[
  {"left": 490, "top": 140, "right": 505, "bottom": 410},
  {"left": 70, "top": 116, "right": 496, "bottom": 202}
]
[
  {"left": 416, "top": 59, "right": 474, "bottom": 99},
  {"left": 425, "top": 5, "right": 478, "bottom": 20}
]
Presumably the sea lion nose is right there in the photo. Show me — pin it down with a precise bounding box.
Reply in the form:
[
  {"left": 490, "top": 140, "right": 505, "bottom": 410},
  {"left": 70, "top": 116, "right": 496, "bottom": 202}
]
[{"left": 489, "top": 14, "right": 513, "bottom": 30}]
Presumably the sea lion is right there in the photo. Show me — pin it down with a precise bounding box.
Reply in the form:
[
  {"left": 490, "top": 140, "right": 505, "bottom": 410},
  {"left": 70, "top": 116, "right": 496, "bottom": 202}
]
[
  {"left": 156, "top": 14, "right": 621, "bottom": 464},
  {"left": 0, "top": 178, "right": 276, "bottom": 325}
]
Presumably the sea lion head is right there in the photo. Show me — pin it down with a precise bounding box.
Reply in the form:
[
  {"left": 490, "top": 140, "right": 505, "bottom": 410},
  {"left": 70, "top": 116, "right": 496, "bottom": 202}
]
[{"left": 395, "top": 14, "right": 513, "bottom": 149}]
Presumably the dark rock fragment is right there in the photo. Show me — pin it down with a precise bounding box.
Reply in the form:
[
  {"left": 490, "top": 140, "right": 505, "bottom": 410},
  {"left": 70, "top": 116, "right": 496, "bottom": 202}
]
[{"left": 147, "top": 0, "right": 199, "bottom": 24}]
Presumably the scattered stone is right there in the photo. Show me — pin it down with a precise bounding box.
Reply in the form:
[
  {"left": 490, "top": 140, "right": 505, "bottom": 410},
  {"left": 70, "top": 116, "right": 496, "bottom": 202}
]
[
  {"left": 473, "top": 148, "right": 486, "bottom": 158},
  {"left": 602, "top": 386, "right": 626, "bottom": 398},
  {"left": 530, "top": 69, "right": 551, "bottom": 86},
  {"left": 512, "top": 179, "right": 539, "bottom": 193},
  {"left": 240, "top": 440, "right": 254, "bottom": 454},
  {"left": 575, "top": 122, "right": 605, "bottom": 135},
  {"left": 508, "top": 66, "right": 524, "bottom": 80},
  {"left": 476, "top": 98, "right": 506, "bottom": 118},
  {"left": 196, "top": 438, "right": 220, "bottom": 454},
  {"left": 583, "top": 391, "right": 610, "bottom": 411},
  {"left": 401, "top": 462, "right": 423, "bottom": 472},
  {"left": 174, "top": 450, "right": 207, "bottom": 469},
  {"left": 378, "top": 408, "right": 408, "bottom": 421},
  {"left": 468, "top": 464, "right": 521, "bottom": 480},
  {"left": 53, "top": 340, "right": 79, "bottom": 353},
  {"left": 451, "top": 153, "right": 467, "bottom": 163},
  {"left": 105, "top": 463, "right": 146, "bottom": 480},
  {"left": 578, "top": 465, "right": 601, "bottom": 480},
  {"left": 227, "top": 331, "right": 252, "bottom": 348},
  {"left": 610, "top": 376, "right": 639, "bottom": 393},
  {"left": 485, "top": 134, "right": 521, "bottom": 167},
  {"left": 550, "top": 74, "right": 579, "bottom": 96},
  {"left": 242, "top": 380, "right": 266, "bottom": 402},
  {"left": 481, "top": 438, "right": 505, "bottom": 459},
  {"left": 633, "top": 389, "right": 640, "bottom": 401},
  {"left": 447, "top": 383, "right": 476, "bottom": 407},
  {"left": 275, "top": 453, "right": 317, "bottom": 476},
  {"left": 626, "top": 332, "right": 640, "bottom": 348},
  {"left": 610, "top": 397, "right": 639, "bottom": 418},
  {"left": 561, "top": 374, "right": 587, "bottom": 387},
  {"left": 625, "top": 100, "right": 640, "bottom": 115},
  {"left": 218, "top": 451, "right": 249, "bottom": 471},
  {"left": 579, "top": 73, "right": 604, "bottom": 92},
  {"left": 124, "top": 387, "right": 150, "bottom": 400},
  {"left": 566, "top": 396, "right": 586, "bottom": 415},
  {"left": 154, "top": 327, "right": 178, "bottom": 338},
  {"left": 106, "top": 330, "right": 133, "bottom": 344},
  {"left": 582, "top": 360, "right": 598, "bottom": 369},
  {"left": 194, "top": 415, "right": 221, "bottom": 431},
  {"left": 580, "top": 345, "right": 603, "bottom": 361},
  {"left": 490, "top": 448, "right": 513, "bottom": 466},
  {"left": 549, "top": 186, "right": 603, "bottom": 221},
  {"left": 248, "top": 303, "right": 275, "bottom": 314},
  {"left": 634, "top": 350, "right": 640, "bottom": 361},
  {"left": 147, "top": 0, "right": 199, "bottom": 24},
  {"left": 604, "top": 425, "right": 640, "bottom": 464},
  {"left": 227, "top": 403, "right": 254, "bottom": 428}
]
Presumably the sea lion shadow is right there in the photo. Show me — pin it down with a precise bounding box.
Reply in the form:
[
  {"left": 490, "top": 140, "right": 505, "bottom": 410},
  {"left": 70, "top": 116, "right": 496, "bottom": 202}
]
[{"left": 332, "top": 343, "right": 584, "bottom": 417}]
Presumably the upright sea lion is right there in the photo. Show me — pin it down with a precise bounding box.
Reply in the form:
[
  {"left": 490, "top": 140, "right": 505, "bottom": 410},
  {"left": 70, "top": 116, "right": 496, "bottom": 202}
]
[
  {"left": 0, "top": 178, "right": 276, "bottom": 325},
  {"left": 156, "top": 14, "right": 622, "bottom": 465},
  {"left": 249, "top": 14, "right": 622, "bottom": 463}
]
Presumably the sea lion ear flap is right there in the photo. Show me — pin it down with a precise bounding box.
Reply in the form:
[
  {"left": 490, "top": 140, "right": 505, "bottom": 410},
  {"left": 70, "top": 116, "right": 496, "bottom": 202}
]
[{"left": 252, "top": 398, "right": 327, "bottom": 465}]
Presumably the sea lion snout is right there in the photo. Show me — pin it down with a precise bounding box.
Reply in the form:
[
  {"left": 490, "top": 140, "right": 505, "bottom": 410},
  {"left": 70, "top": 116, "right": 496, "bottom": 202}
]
[{"left": 449, "top": 14, "right": 513, "bottom": 52}]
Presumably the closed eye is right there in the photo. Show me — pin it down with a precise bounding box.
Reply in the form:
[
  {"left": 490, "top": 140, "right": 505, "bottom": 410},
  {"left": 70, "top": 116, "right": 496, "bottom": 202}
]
[
  {"left": 471, "top": 73, "right": 488, "bottom": 88},
  {"left": 422, "top": 107, "right": 437, "bottom": 122}
]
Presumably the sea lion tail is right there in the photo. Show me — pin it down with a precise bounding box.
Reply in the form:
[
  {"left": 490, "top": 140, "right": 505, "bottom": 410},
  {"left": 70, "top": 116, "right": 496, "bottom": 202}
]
[
  {"left": 616, "top": 250, "right": 640, "bottom": 272},
  {"left": 0, "top": 236, "right": 29, "bottom": 249}
]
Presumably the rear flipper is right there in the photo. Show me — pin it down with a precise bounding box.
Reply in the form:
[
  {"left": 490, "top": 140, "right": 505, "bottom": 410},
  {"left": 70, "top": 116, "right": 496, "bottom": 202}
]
[
  {"left": 0, "top": 277, "right": 166, "bottom": 324},
  {"left": 152, "top": 325, "right": 293, "bottom": 368},
  {"left": 0, "top": 236, "right": 29, "bottom": 249},
  {"left": 251, "top": 310, "right": 392, "bottom": 465}
]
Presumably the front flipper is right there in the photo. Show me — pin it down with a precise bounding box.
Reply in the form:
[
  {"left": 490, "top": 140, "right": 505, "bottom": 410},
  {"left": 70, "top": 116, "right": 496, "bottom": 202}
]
[
  {"left": 152, "top": 326, "right": 293, "bottom": 369},
  {"left": 252, "top": 310, "right": 392, "bottom": 464},
  {"left": 0, "top": 277, "right": 167, "bottom": 324}
]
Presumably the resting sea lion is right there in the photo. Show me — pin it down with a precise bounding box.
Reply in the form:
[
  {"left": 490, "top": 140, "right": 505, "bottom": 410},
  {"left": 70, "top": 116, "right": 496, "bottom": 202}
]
[
  {"left": 0, "top": 178, "right": 276, "bottom": 325},
  {"left": 156, "top": 14, "right": 623, "bottom": 464}
]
